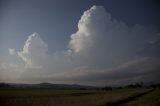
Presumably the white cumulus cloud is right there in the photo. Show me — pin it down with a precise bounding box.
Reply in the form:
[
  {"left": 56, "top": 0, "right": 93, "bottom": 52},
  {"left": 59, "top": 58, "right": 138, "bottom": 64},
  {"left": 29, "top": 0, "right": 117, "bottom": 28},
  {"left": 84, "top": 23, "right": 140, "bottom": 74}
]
[{"left": 18, "top": 32, "right": 48, "bottom": 69}]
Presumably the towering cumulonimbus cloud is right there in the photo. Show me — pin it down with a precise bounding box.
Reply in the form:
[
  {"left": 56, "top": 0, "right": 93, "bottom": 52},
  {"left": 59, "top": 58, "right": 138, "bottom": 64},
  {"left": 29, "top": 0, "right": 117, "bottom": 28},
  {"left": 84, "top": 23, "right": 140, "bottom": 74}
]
[
  {"left": 67, "top": 5, "right": 160, "bottom": 84},
  {"left": 1, "top": 5, "right": 160, "bottom": 85},
  {"left": 69, "top": 6, "right": 110, "bottom": 54},
  {"left": 68, "top": 5, "right": 156, "bottom": 68}
]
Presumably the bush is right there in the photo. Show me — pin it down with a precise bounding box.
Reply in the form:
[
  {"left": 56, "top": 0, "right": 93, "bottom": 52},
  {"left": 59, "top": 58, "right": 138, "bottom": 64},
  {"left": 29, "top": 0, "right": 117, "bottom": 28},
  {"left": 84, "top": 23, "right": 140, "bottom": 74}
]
[{"left": 102, "top": 86, "right": 112, "bottom": 91}]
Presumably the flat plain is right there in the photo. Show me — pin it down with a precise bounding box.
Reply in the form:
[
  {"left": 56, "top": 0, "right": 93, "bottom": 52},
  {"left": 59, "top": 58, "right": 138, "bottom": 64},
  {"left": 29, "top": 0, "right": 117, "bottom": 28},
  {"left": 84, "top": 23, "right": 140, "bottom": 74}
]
[{"left": 0, "top": 88, "right": 159, "bottom": 106}]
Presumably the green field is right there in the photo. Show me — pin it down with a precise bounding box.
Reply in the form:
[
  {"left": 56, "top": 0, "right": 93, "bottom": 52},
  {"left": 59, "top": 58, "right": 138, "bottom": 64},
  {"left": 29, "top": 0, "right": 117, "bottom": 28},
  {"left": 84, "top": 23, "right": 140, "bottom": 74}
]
[{"left": 0, "top": 88, "right": 159, "bottom": 106}]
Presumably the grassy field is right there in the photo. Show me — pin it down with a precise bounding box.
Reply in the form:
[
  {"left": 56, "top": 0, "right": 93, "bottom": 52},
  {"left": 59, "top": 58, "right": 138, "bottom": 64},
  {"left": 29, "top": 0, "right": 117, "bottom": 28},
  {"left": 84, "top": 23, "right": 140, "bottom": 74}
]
[
  {"left": 0, "top": 88, "right": 159, "bottom": 106},
  {"left": 125, "top": 88, "right": 160, "bottom": 106}
]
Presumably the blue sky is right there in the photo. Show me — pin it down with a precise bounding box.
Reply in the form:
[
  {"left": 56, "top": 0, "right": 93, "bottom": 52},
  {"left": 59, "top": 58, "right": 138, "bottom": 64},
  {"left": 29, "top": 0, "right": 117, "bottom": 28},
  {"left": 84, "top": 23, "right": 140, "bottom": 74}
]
[{"left": 0, "top": 0, "right": 160, "bottom": 85}]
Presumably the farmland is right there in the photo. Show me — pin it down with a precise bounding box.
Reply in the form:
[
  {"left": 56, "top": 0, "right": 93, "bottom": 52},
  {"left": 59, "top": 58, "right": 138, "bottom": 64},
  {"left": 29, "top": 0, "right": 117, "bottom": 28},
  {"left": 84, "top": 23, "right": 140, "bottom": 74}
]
[{"left": 0, "top": 88, "right": 159, "bottom": 106}]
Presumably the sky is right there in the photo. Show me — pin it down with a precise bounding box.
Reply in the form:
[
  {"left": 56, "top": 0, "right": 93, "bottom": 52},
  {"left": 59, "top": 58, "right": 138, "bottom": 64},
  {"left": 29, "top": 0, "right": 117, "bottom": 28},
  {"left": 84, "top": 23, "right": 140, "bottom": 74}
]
[{"left": 0, "top": 0, "right": 160, "bottom": 86}]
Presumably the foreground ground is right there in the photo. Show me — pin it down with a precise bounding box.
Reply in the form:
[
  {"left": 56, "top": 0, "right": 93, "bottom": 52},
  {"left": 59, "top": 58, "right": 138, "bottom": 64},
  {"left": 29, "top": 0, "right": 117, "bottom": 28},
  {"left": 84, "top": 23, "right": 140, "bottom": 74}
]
[{"left": 0, "top": 88, "right": 159, "bottom": 106}]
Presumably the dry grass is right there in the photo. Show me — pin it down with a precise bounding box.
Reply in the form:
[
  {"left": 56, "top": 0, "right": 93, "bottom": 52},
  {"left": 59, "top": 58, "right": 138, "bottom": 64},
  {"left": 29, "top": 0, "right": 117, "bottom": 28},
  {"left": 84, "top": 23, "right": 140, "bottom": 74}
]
[
  {"left": 0, "top": 88, "right": 151, "bottom": 106},
  {"left": 126, "top": 88, "right": 160, "bottom": 106}
]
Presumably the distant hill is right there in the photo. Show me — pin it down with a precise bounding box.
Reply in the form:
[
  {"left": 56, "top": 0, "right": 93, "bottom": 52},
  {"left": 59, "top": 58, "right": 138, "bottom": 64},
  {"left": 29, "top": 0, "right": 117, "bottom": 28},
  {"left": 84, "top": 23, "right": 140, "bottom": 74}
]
[
  {"left": 1, "top": 82, "right": 159, "bottom": 89},
  {"left": 0, "top": 82, "right": 97, "bottom": 89}
]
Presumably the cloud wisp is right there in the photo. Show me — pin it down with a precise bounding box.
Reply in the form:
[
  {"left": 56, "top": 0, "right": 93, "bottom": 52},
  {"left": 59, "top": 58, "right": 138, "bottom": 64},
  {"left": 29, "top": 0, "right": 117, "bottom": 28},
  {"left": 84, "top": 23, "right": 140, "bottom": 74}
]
[
  {"left": 0, "top": 5, "right": 159, "bottom": 85},
  {"left": 8, "top": 48, "right": 15, "bottom": 55}
]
